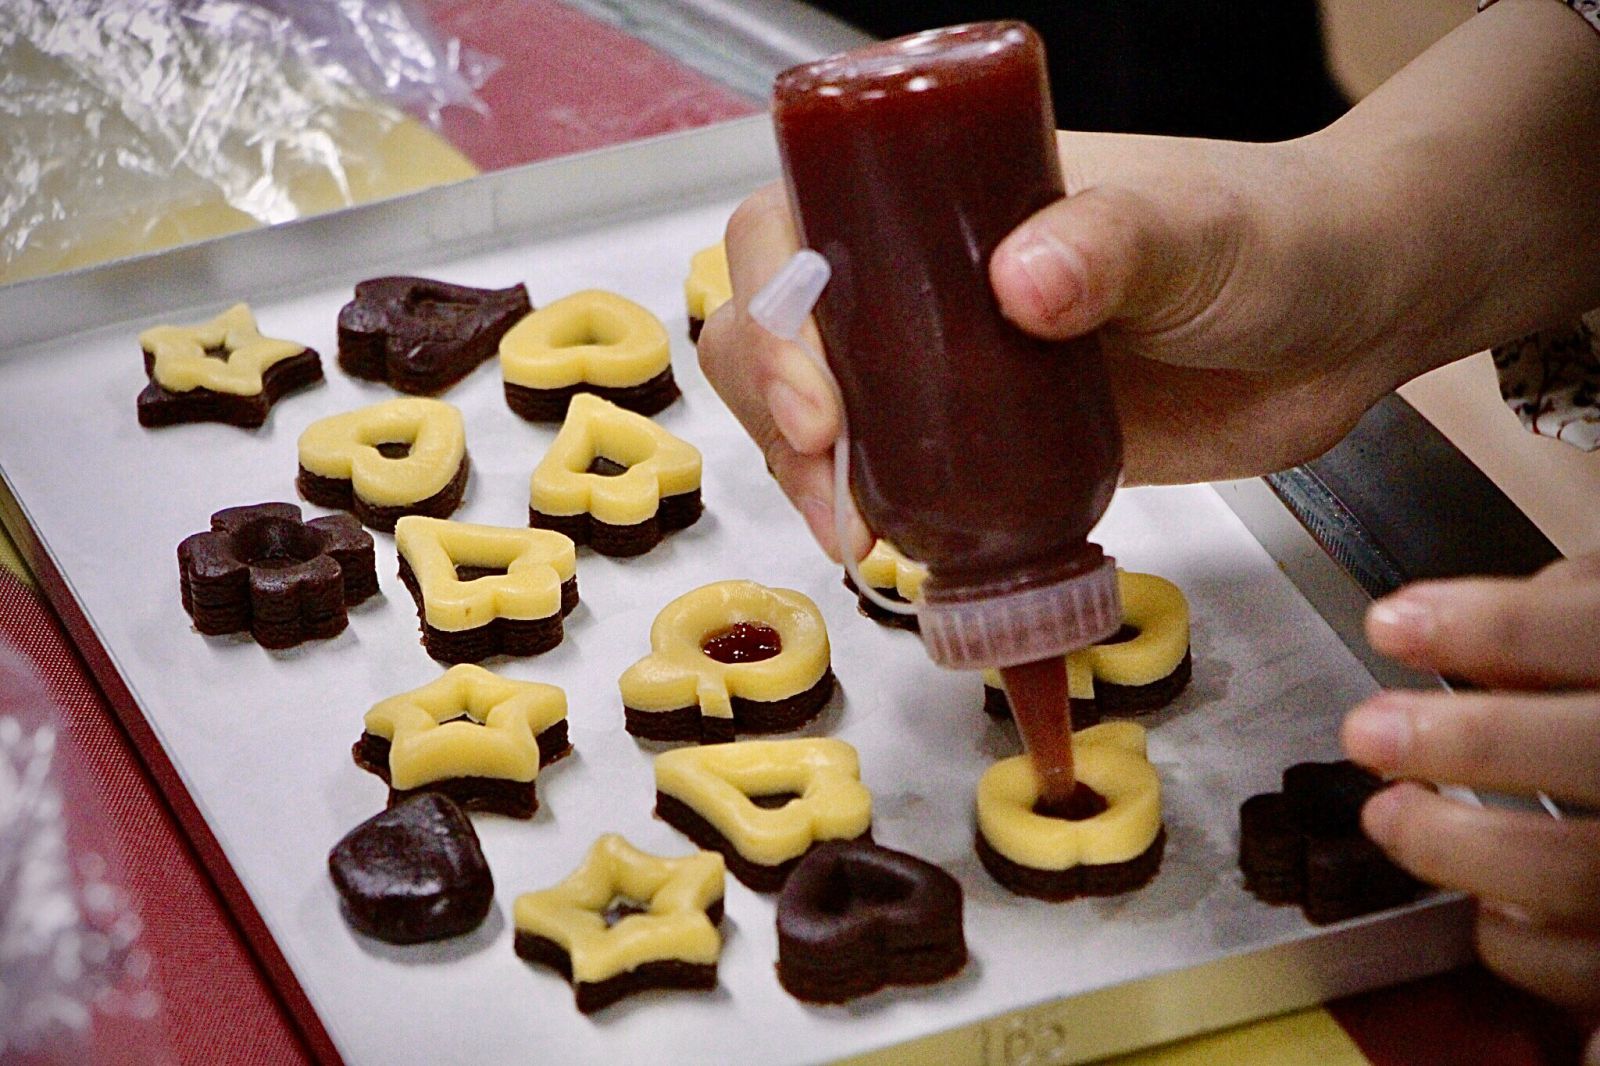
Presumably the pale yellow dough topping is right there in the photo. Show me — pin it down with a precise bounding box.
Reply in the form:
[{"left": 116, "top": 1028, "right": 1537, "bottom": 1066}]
[
  {"left": 499, "top": 289, "right": 670, "bottom": 390},
  {"left": 619, "top": 580, "right": 830, "bottom": 721},
  {"left": 529, "top": 393, "right": 701, "bottom": 527},
  {"left": 298, "top": 397, "right": 466, "bottom": 508},
  {"left": 981, "top": 570, "right": 1189, "bottom": 696},
  {"left": 655, "top": 738, "right": 871, "bottom": 867},
  {"left": 513, "top": 834, "right": 724, "bottom": 984},
  {"left": 858, "top": 539, "right": 929, "bottom": 602},
  {"left": 976, "top": 721, "right": 1162, "bottom": 870},
  {"left": 394, "top": 516, "right": 576, "bottom": 632},
  {"left": 364, "top": 664, "right": 567, "bottom": 790},
  {"left": 140, "top": 303, "right": 305, "bottom": 396},
  {"left": 684, "top": 242, "right": 732, "bottom": 324}
]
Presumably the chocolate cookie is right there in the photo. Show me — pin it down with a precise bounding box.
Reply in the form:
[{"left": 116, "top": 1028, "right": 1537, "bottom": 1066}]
[
  {"left": 621, "top": 581, "right": 835, "bottom": 744},
  {"left": 527, "top": 393, "right": 704, "bottom": 557},
  {"left": 513, "top": 835, "right": 725, "bottom": 1013},
  {"left": 653, "top": 738, "right": 873, "bottom": 892},
  {"left": 354, "top": 664, "right": 573, "bottom": 819},
  {"left": 178, "top": 502, "right": 377, "bottom": 648},
  {"left": 338, "top": 277, "right": 531, "bottom": 394},
  {"left": 329, "top": 793, "right": 493, "bottom": 944},
  {"left": 138, "top": 304, "right": 322, "bottom": 428},
  {"left": 296, "top": 397, "right": 470, "bottom": 532},
  {"left": 1239, "top": 760, "right": 1421, "bottom": 924},
  {"left": 777, "top": 840, "right": 966, "bottom": 1003}
]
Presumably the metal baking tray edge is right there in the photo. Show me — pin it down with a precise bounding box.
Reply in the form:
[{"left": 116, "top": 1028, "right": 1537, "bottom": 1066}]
[{"left": 0, "top": 117, "right": 1475, "bottom": 1065}]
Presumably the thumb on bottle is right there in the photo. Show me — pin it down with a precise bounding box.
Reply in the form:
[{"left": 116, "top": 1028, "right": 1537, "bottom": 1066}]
[{"left": 990, "top": 185, "right": 1186, "bottom": 341}]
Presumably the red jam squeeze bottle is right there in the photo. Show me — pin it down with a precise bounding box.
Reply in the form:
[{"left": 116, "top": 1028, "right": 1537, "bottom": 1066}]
[{"left": 770, "top": 22, "right": 1125, "bottom": 807}]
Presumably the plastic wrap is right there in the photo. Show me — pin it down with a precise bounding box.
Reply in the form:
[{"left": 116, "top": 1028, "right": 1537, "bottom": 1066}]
[
  {"left": 0, "top": 643, "right": 167, "bottom": 1064},
  {"left": 0, "top": 0, "right": 492, "bottom": 283}
]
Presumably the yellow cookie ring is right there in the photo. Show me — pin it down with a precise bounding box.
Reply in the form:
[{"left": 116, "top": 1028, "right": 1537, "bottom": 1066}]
[
  {"left": 685, "top": 242, "right": 731, "bottom": 341},
  {"left": 500, "top": 290, "right": 678, "bottom": 421},
  {"left": 975, "top": 722, "right": 1165, "bottom": 900},
  {"left": 297, "top": 397, "right": 468, "bottom": 532},
  {"left": 620, "top": 580, "right": 834, "bottom": 744}
]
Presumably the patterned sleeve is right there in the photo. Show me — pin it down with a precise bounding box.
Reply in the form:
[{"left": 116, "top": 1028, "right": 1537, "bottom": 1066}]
[{"left": 1475, "top": 0, "right": 1600, "bottom": 449}]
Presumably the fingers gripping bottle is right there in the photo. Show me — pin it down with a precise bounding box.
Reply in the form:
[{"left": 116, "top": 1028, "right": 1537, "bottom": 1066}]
[{"left": 766, "top": 22, "right": 1123, "bottom": 808}]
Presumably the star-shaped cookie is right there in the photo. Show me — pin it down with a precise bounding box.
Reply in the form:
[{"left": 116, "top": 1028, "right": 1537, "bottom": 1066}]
[
  {"left": 513, "top": 834, "right": 724, "bottom": 1013},
  {"left": 138, "top": 303, "right": 322, "bottom": 427}
]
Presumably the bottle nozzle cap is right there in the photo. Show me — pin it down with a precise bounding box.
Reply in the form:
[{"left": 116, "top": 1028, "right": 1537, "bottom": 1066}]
[{"left": 917, "top": 555, "right": 1121, "bottom": 670}]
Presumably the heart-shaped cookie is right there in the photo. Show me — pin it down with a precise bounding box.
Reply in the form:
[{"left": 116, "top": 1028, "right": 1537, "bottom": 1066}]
[
  {"left": 298, "top": 397, "right": 469, "bottom": 532},
  {"left": 328, "top": 792, "right": 493, "bottom": 944},
  {"left": 776, "top": 839, "right": 966, "bottom": 1003},
  {"left": 338, "top": 276, "right": 530, "bottom": 394}
]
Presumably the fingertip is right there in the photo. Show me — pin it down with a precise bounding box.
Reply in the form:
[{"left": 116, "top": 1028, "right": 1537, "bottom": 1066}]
[
  {"left": 799, "top": 495, "right": 842, "bottom": 563},
  {"left": 1360, "top": 781, "right": 1412, "bottom": 848},
  {"left": 1365, "top": 591, "right": 1437, "bottom": 663},
  {"left": 991, "top": 225, "right": 1092, "bottom": 339},
  {"left": 1342, "top": 692, "right": 1413, "bottom": 773}
]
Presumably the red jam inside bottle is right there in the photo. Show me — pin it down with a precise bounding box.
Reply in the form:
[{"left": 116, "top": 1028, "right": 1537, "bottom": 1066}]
[{"left": 774, "top": 23, "right": 1123, "bottom": 807}]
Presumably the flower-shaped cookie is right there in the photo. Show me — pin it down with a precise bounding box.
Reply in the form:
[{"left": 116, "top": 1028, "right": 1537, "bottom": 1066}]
[
  {"left": 975, "top": 722, "right": 1165, "bottom": 900},
  {"left": 654, "top": 738, "right": 872, "bottom": 891},
  {"left": 177, "top": 502, "right": 377, "bottom": 648},
  {"left": 684, "top": 242, "right": 731, "bottom": 341},
  {"left": 298, "top": 397, "right": 469, "bottom": 532},
  {"left": 138, "top": 303, "right": 322, "bottom": 427},
  {"left": 1240, "top": 760, "right": 1420, "bottom": 924},
  {"left": 513, "top": 834, "right": 725, "bottom": 1013},
  {"left": 620, "top": 580, "right": 834, "bottom": 744},
  {"left": 983, "top": 570, "right": 1192, "bottom": 726},
  {"left": 777, "top": 840, "right": 966, "bottom": 1003},
  {"left": 395, "top": 517, "right": 579, "bottom": 663},
  {"left": 529, "top": 393, "right": 703, "bottom": 556},
  {"left": 354, "top": 664, "right": 572, "bottom": 818},
  {"left": 337, "top": 276, "right": 531, "bottom": 394},
  {"left": 500, "top": 289, "right": 678, "bottom": 421}
]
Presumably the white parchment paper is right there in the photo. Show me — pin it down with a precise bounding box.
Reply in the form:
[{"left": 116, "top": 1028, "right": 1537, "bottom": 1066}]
[{"left": 0, "top": 197, "right": 1382, "bottom": 1064}]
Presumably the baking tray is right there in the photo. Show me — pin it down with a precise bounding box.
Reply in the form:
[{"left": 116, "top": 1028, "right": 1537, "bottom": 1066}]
[{"left": 0, "top": 116, "right": 1473, "bottom": 1065}]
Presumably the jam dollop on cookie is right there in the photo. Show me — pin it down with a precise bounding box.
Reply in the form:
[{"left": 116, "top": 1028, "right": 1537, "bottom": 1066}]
[
  {"left": 654, "top": 738, "right": 872, "bottom": 891},
  {"left": 620, "top": 580, "right": 834, "bottom": 743},
  {"left": 500, "top": 289, "right": 678, "bottom": 421},
  {"left": 777, "top": 839, "right": 966, "bottom": 1003},
  {"left": 338, "top": 276, "right": 531, "bottom": 395},
  {"left": 975, "top": 722, "right": 1165, "bottom": 900},
  {"left": 178, "top": 502, "right": 377, "bottom": 648},
  {"left": 329, "top": 792, "right": 493, "bottom": 944},
  {"left": 528, "top": 393, "right": 703, "bottom": 556},
  {"left": 513, "top": 834, "right": 725, "bottom": 1013},
  {"left": 138, "top": 303, "right": 322, "bottom": 428},
  {"left": 353, "top": 664, "right": 572, "bottom": 819},
  {"left": 297, "top": 397, "right": 469, "bottom": 532},
  {"left": 395, "top": 517, "right": 579, "bottom": 663}
]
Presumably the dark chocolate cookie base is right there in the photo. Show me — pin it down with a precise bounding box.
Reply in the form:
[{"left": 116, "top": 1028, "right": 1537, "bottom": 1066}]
[
  {"left": 503, "top": 367, "right": 680, "bottom": 423},
  {"left": 337, "top": 278, "right": 530, "bottom": 395},
  {"left": 841, "top": 574, "right": 921, "bottom": 632},
  {"left": 529, "top": 488, "right": 702, "bottom": 557},
  {"left": 624, "top": 667, "right": 835, "bottom": 744},
  {"left": 298, "top": 453, "right": 470, "bottom": 533},
  {"left": 179, "top": 505, "right": 376, "bottom": 649},
  {"left": 352, "top": 720, "right": 572, "bottom": 818},
  {"left": 975, "top": 826, "right": 1166, "bottom": 901},
  {"left": 654, "top": 790, "right": 869, "bottom": 893},
  {"left": 981, "top": 647, "right": 1193, "bottom": 725},
  {"left": 138, "top": 347, "right": 323, "bottom": 428},
  {"left": 398, "top": 556, "right": 578, "bottom": 663},
  {"left": 514, "top": 898, "right": 724, "bottom": 1014},
  {"left": 1239, "top": 763, "right": 1421, "bottom": 924},
  {"left": 688, "top": 315, "right": 705, "bottom": 343}
]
